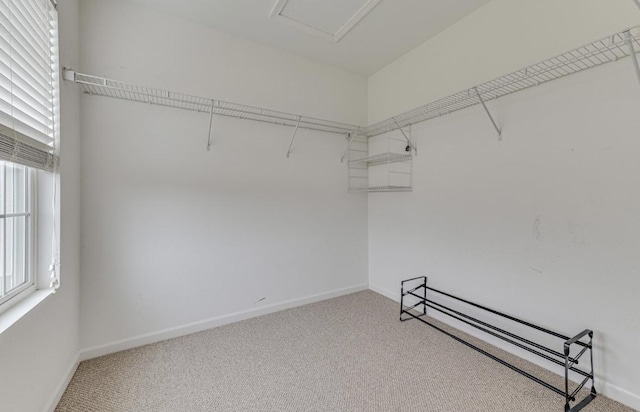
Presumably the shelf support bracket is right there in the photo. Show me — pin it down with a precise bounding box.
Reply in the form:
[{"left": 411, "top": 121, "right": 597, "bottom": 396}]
[
  {"left": 392, "top": 118, "right": 417, "bottom": 156},
  {"left": 624, "top": 31, "right": 640, "bottom": 87},
  {"left": 473, "top": 87, "right": 502, "bottom": 141},
  {"left": 206, "top": 100, "right": 215, "bottom": 151},
  {"left": 286, "top": 116, "right": 301, "bottom": 158},
  {"left": 341, "top": 129, "right": 360, "bottom": 163}
]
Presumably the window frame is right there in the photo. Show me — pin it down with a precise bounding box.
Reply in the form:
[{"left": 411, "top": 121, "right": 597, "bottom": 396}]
[{"left": 0, "top": 163, "right": 36, "bottom": 314}]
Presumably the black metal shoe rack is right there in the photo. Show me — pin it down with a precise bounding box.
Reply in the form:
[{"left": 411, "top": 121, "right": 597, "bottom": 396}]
[{"left": 400, "top": 276, "right": 596, "bottom": 412}]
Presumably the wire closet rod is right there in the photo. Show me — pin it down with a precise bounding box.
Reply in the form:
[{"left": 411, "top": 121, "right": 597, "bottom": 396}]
[
  {"left": 62, "top": 70, "right": 361, "bottom": 138},
  {"left": 363, "top": 26, "right": 640, "bottom": 138}
]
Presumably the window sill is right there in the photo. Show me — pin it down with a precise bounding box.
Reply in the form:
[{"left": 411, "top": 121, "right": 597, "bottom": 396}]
[{"left": 0, "top": 289, "right": 55, "bottom": 335}]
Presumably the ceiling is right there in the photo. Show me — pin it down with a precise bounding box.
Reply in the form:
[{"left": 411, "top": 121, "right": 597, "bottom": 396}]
[{"left": 126, "top": 0, "right": 490, "bottom": 76}]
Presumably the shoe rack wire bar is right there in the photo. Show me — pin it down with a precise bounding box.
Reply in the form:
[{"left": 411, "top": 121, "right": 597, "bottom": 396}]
[
  {"left": 400, "top": 276, "right": 596, "bottom": 412},
  {"left": 62, "top": 70, "right": 360, "bottom": 153},
  {"left": 365, "top": 26, "right": 640, "bottom": 138}
]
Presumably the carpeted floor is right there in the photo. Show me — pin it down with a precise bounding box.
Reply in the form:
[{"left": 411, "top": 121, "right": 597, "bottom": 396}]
[{"left": 56, "top": 291, "right": 636, "bottom": 412}]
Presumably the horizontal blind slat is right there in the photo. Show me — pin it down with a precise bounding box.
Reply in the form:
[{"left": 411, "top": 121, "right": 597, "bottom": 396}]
[
  {"left": 6, "top": 21, "right": 49, "bottom": 71},
  {"left": 0, "top": 88, "right": 51, "bottom": 130},
  {"left": 0, "top": 63, "right": 50, "bottom": 103},
  {"left": 0, "top": 56, "right": 51, "bottom": 99},
  {"left": 0, "top": 110, "right": 53, "bottom": 144},
  {"left": 9, "top": 4, "right": 50, "bottom": 58},
  {"left": 4, "top": 31, "right": 50, "bottom": 78},
  {"left": 14, "top": 0, "right": 50, "bottom": 46},
  {"left": 0, "top": 45, "right": 50, "bottom": 91},
  {"left": 0, "top": 88, "right": 51, "bottom": 129},
  {"left": 0, "top": 107, "right": 53, "bottom": 142}
]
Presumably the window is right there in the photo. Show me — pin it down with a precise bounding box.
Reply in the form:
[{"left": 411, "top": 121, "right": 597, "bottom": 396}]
[
  {"left": 0, "top": 161, "right": 33, "bottom": 305},
  {"left": 0, "top": 0, "right": 59, "bottom": 311}
]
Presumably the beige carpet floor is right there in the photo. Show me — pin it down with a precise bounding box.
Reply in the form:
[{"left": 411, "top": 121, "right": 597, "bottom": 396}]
[{"left": 56, "top": 291, "right": 636, "bottom": 412}]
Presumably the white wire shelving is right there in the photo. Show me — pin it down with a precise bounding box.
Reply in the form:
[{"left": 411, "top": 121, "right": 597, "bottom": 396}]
[
  {"left": 363, "top": 26, "right": 640, "bottom": 138},
  {"left": 63, "top": 70, "right": 360, "bottom": 137},
  {"left": 348, "top": 152, "right": 412, "bottom": 167},
  {"left": 351, "top": 185, "right": 412, "bottom": 193},
  {"left": 348, "top": 129, "right": 413, "bottom": 193},
  {"left": 346, "top": 133, "right": 369, "bottom": 192},
  {"left": 63, "top": 26, "right": 640, "bottom": 193}
]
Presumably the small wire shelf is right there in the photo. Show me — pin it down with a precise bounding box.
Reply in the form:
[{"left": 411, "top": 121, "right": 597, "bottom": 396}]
[
  {"left": 351, "top": 185, "right": 412, "bottom": 193},
  {"left": 368, "top": 185, "right": 412, "bottom": 193},
  {"left": 364, "top": 27, "right": 640, "bottom": 137},
  {"left": 348, "top": 152, "right": 412, "bottom": 167},
  {"left": 65, "top": 71, "right": 360, "bottom": 136}
]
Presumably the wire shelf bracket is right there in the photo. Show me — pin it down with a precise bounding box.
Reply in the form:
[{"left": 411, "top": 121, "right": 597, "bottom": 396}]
[
  {"left": 473, "top": 87, "right": 502, "bottom": 141},
  {"left": 624, "top": 31, "right": 640, "bottom": 86},
  {"left": 341, "top": 129, "right": 362, "bottom": 163},
  {"left": 62, "top": 69, "right": 361, "bottom": 155},
  {"left": 206, "top": 100, "right": 214, "bottom": 151},
  {"left": 363, "top": 26, "right": 640, "bottom": 139},
  {"left": 286, "top": 116, "right": 301, "bottom": 158}
]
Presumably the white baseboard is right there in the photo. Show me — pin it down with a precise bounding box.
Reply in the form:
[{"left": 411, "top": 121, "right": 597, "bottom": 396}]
[
  {"left": 46, "top": 352, "right": 80, "bottom": 412},
  {"left": 369, "top": 283, "right": 640, "bottom": 411},
  {"left": 601, "top": 381, "right": 640, "bottom": 411},
  {"left": 80, "top": 283, "right": 368, "bottom": 361},
  {"left": 369, "top": 284, "right": 397, "bottom": 301}
]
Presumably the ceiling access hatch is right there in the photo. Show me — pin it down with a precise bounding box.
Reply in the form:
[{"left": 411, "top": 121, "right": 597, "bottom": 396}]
[{"left": 270, "top": 0, "right": 381, "bottom": 42}]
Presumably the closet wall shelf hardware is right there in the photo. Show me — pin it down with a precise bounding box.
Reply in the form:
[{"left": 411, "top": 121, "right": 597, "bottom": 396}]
[
  {"left": 364, "top": 26, "right": 640, "bottom": 138},
  {"left": 351, "top": 185, "right": 412, "bottom": 193},
  {"left": 624, "top": 31, "right": 640, "bottom": 86},
  {"left": 62, "top": 70, "right": 361, "bottom": 136},
  {"left": 392, "top": 119, "right": 417, "bottom": 155},
  {"left": 348, "top": 152, "right": 412, "bottom": 167},
  {"left": 473, "top": 87, "right": 502, "bottom": 141}
]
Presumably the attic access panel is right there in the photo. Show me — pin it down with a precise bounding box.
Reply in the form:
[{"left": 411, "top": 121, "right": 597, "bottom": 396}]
[{"left": 270, "top": 0, "right": 381, "bottom": 42}]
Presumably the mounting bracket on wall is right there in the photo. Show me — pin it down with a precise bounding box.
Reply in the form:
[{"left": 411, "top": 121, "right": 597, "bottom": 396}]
[
  {"left": 623, "top": 30, "right": 640, "bottom": 86},
  {"left": 473, "top": 87, "right": 502, "bottom": 141}
]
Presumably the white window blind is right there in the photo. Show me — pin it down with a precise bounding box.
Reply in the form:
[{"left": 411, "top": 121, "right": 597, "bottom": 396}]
[{"left": 0, "top": 0, "right": 58, "bottom": 172}]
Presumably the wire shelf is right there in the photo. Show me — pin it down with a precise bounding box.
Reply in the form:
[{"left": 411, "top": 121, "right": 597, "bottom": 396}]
[
  {"left": 364, "top": 26, "right": 640, "bottom": 137},
  {"left": 348, "top": 152, "right": 412, "bottom": 167},
  {"left": 65, "top": 71, "right": 360, "bottom": 136},
  {"left": 352, "top": 185, "right": 412, "bottom": 193}
]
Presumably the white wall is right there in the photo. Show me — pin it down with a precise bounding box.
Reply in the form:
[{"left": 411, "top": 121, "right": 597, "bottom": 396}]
[
  {"left": 368, "top": 56, "right": 640, "bottom": 408},
  {"left": 367, "top": 2, "right": 640, "bottom": 408},
  {"left": 368, "top": 0, "right": 640, "bottom": 123},
  {"left": 0, "top": 1, "right": 82, "bottom": 411},
  {"left": 79, "top": 0, "right": 368, "bottom": 354}
]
